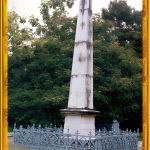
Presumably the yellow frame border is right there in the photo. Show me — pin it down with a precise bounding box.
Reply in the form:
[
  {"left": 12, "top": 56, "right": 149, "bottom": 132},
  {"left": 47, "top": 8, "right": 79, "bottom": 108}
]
[
  {"left": 143, "top": 0, "right": 148, "bottom": 150},
  {"left": 0, "top": 0, "right": 8, "bottom": 150},
  {"left": 147, "top": 0, "right": 150, "bottom": 150},
  {"left": 0, "top": 0, "right": 148, "bottom": 150}
]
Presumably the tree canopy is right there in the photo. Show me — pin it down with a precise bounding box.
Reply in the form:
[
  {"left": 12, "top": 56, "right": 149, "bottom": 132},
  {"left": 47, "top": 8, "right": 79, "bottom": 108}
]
[
  {"left": 102, "top": 1, "right": 142, "bottom": 58},
  {"left": 8, "top": 0, "right": 142, "bottom": 131}
]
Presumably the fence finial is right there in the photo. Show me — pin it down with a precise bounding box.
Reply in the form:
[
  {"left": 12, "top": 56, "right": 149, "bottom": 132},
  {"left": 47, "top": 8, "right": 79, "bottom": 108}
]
[
  {"left": 50, "top": 123, "right": 52, "bottom": 128},
  {"left": 14, "top": 122, "right": 16, "bottom": 129},
  {"left": 75, "top": 130, "right": 79, "bottom": 135},
  {"left": 88, "top": 131, "right": 92, "bottom": 137},
  {"left": 103, "top": 127, "right": 107, "bottom": 133},
  {"left": 39, "top": 124, "right": 41, "bottom": 130},
  {"left": 60, "top": 125, "right": 62, "bottom": 130},
  {"left": 112, "top": 125, "right": 114, "bottom": 132},
  {"left": 32, "top": 123, "right": 35, "bottom": 130},
  {"left": 19, "top": 125, "right": 23, "bottom": 130},
  {"left": 114, "top": 128, "right": 116, "bottom": 132},
  {"left": 68, "top": 126, "right": 69, "bottom": 133},
  {"left": 97, "top": 128, "right": 101, "bottom": 136}
]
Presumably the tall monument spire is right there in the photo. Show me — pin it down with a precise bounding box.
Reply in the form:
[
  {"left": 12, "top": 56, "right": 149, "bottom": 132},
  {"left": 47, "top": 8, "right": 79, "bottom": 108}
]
[
  {"left": 68, "top": 0, "right": 93, "bottom": 109},
  {"left": 60, "top": 0, "right": 100, "bottom": 136}
]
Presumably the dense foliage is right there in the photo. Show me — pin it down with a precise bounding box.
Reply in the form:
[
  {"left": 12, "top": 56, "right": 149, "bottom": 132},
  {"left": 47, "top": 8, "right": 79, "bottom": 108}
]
[{"left": 8, "top": 0, "right": 142, "bottom": 131}]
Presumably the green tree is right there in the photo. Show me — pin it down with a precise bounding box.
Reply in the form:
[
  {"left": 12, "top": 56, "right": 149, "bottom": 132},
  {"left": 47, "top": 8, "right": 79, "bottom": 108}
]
[
  {"left": 8, "top": 36, "right": 73, "bottom": 127},
  {"left": 93, "top": 41, "right": 142, "bottom": 130},
  {"left": 101, "top": 1, "right": 142, "bottom": 58},
  {"left": 8, "top": 11, "right": 34, "bottom": 70},
  {"left": 102, "top": 1, "right": 142, "bottom": 29},
  {"left": 28, "top": 0, "right": 77, "bottom": 41},
  {"left": 8, "top": 1, "right": 142, "bottom": 131}
]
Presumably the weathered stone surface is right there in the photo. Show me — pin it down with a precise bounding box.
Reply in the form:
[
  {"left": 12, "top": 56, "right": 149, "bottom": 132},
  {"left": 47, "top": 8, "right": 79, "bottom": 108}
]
[
  {"left": 63, "top": 114, "right": 96, "bottom": 136},
  {"left": 60, "top": 108, "right": 100, "bottom": 115},
  {"left": 68, "top": 75, "right": 93, "bottom": 109},
  {"left": 60, "top": 0, "right": 100, "bottom": 136},
  {"left": 68, "top": 0, "right": 93, "bottom": 109}
]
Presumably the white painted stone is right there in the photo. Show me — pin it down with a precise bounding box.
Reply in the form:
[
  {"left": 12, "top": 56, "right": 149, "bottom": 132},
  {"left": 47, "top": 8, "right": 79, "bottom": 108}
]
[
  {"left": 61, "top": 0, "right": 100, "bottom": 136},
  {"left": 71, "top": 43, "right": 93, "bottom": 75},
  {"left": 80, "top": 124, "right": 94, "bottom": 129},
  {"left": 64, "top": 114, "right": 96, "bottom": 136},
  {"left": 64, "top": 115, "right": 81, "bottom": 134},
  {"left": 75, "top": 10, "right": 93, "bottom": 43},
  {"left": 68, "top": 75, "right": 93, "bottom": 109},
  {"left": 78, "top": 0, "right": 92, "bottom": 10},
  {"left": 68, "top": 0, "right": 93, "bottom": 109},
  {"left": 81, "top": 115, "right": 95, "bottom": 123}
]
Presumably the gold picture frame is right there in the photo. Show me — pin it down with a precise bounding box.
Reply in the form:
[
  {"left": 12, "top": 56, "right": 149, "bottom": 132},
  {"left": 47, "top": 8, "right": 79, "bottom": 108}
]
[
  {"left": 0, "top": 0, "right": 8, "bottom": 150},
  {"left": 0, "top": 0, "right": 147, "bottom": 149},
  {"left": 143, "top": 0, "right": 148, "bottom": 150}
]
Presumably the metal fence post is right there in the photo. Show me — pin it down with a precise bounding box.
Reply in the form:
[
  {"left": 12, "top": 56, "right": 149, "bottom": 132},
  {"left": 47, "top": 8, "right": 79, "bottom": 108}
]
[
  {"left": 88, "top": 131, "right": 92, "bottom": 149},
  {"left": 13, "top": 122, "right": 16, "bottom": 146},
  {"left": 38, "top": 124, "right": 41, "bottom": 149},
  {"left": 97, "top": 129, "right": 101, "bottom": 150},
  {"left": 13, "top": 123, "right": 139, "bottom": 150}
]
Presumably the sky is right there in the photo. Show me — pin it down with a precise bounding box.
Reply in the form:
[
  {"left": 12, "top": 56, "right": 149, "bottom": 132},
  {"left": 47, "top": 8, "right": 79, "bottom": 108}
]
[{"left": 8, "top": 0, "right": 142, "bottom": 28}]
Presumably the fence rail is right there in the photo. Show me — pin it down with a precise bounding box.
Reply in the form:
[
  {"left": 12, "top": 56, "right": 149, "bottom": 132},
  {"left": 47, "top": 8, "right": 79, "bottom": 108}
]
[{"left": 13, "top": 123, "right": 139, "bottom": 150}]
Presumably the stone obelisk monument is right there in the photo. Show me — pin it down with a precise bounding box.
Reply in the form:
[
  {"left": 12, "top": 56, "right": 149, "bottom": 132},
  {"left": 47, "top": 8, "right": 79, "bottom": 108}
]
[{"left": 60, "top": 0, "right": 100, "bottom": 136}]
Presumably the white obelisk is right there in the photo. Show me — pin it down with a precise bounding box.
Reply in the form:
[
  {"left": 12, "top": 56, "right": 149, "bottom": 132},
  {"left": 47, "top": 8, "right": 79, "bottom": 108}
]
[{"left": 60, "top": 0, "right": 100, "bottom": 136}]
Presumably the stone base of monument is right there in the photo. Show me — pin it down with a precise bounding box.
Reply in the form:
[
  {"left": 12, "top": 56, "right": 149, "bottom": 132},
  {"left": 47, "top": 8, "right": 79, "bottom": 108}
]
[{"left": 60, "top": 109, "right": 100, "bottom": 136}]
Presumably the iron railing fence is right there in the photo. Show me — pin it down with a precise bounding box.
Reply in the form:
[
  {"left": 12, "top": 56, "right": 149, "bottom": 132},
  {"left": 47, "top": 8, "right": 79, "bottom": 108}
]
[{"left": 13, "top": 123, "right": 139, "bottom": 150}]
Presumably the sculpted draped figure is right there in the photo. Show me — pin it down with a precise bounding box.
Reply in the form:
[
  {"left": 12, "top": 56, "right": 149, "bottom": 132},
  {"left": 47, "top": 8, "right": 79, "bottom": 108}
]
[{"left": 68, "top": 0, "right": 93, "bottom": 109}]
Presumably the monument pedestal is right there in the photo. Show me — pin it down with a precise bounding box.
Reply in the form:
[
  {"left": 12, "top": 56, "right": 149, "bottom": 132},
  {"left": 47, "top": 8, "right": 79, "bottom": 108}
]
[{"left": 60, "top": 109, "right": 100, "bottom": 136}]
